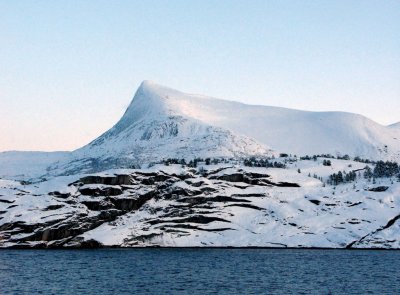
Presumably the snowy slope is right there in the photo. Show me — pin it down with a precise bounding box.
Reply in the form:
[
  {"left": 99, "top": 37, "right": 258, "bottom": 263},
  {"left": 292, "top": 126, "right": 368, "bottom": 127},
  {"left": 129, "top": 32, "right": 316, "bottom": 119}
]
[
  {"left": 0, "top": 151, "right": 71, "bottom": 180},
  {"left": 388, "top": 122, "right": 400, "bottom": 130},
  {"left": 1, "top": 160, "right": 400, "bottom": 249},
  {"left": 132, "top": 81, "right": 400, "bottom": 161}
]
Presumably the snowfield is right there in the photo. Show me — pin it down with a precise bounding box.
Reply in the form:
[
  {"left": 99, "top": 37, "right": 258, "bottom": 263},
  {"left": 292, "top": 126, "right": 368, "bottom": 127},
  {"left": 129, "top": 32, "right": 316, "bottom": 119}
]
[{"left": 0, "top": 81, "right": 399, "bottom": 248}]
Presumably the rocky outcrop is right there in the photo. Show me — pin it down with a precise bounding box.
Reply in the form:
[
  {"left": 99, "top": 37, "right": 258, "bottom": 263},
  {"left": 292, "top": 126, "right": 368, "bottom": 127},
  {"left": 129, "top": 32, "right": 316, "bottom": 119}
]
[
  {"left": 1, "top": 163, "right": 399, "bottom": 248},
  {"left": 1, "top": 166, "right": 274, "bottom": 248}
]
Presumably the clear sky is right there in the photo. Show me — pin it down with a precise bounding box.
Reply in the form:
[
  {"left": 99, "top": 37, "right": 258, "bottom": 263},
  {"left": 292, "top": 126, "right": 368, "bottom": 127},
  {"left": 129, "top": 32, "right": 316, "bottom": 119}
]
[{"left": 1, "top": 0, "right": 399, "bottom": 152}]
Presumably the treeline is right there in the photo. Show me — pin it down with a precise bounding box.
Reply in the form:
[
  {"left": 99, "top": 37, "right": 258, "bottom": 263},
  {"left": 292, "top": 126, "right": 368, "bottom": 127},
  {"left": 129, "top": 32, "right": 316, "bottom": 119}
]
[
  {"left": 161, "top": 157, "right": 226, "bottom": 167},
  {"left": 243, "top": 157, "right": 286, "bottom": 168},
  {"left": 300, "top": 154, "right": 335, "bottom": 160},
  {"left": 327, "top": 171, "right": 358, "bottom": 185},
  {"left": 364, "top": 161, "right": 400, "bottom": 179},
  {"left": 299, "top": 154, "right": 374, "bottom": 164},
  {"left": 160, "top": 156, "right": 287, "bottom": 169},
  {"left": 327, "top": 160, "right": 400, "bottom": 185}
]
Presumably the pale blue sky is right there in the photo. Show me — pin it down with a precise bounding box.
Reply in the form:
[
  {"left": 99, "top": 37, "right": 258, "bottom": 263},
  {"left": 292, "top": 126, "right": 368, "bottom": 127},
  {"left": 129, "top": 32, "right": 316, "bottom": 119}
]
[{"left": 1, "top": 0, "right": 399, "bottom": 151}]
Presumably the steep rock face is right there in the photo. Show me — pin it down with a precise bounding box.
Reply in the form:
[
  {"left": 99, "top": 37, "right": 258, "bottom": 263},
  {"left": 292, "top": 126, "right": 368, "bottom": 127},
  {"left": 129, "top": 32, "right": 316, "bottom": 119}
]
[{"left": 1, "top": 162, "right": 399, "bottom": 249}]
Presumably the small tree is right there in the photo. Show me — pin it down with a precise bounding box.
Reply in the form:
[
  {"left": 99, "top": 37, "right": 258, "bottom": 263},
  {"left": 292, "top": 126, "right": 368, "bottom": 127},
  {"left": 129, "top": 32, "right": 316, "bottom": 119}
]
[{"left": 364, "top": 166, "right": 373, "bottom": 180}]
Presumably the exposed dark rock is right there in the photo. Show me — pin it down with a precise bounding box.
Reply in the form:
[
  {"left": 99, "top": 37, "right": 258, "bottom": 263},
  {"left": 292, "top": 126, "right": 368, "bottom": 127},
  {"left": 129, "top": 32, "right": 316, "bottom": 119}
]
[
  {"left": 81, "top": 200, "right": 114, "bottom": 211},
  {"left": 77, "top": 174, "right": 134, "bottom": 186},
  {"left": 125, "top": 233, "right": 162, "bottom": 244},
  {"left": 0, "top": 199, "right": 14, "bottom": 204},
  {"left": 185, "top": 180, "right": 205, "bottom": 187},
  {"left": 382, "top": 214, "right": 400, "bottom": 230},
  {"left": 224, "top": 203, "right": 264, "bottom": 210},
  {"left": 49, "top": 191, "right": 70, "bottom": 198},
  {"left": 231, "top": 193, "right": 265, "bottom": 198},
  {"left": 3, "top": 165, "right": 395, "bottom": 249},
  {"left": 276, "top": 182, "right": 300, "bottom": 187},
  {"left": 157, "top": 224, "right": 234, "bottom": 232},
  {"left": 22, "top": 209, "right": 122, "bottom": 243},
  {"left": 245, "top": 172, "right": 270, "bottom": 179},
  {"left": 348, "top": 202, "right": 363, "bottom": 207},
  {"left": 43, "top": 204, "right": 64, "bottom": 211},
  {"left": 177, "top": 195, "right": 251, "bottom": 205},
  {"left": 77, "top": 239, "right": 103, "bottom": 248},
  {"left": 309, "top": 199, "right": 321, "bottom": 205},
  {"left": 147, "top": 215, "right": 230, "bottom": 225},
  {"left": 368, "top": 186, "right": 389, "bottom": 192},
  {"left": 79, "top": 186, "right": 123, "bottom": 196},
  {"left": 209, "top": 173, "right": 244, "bottom": 183},
  {"left": 109, "top": 197, "right": 146, "bottom": 211}
]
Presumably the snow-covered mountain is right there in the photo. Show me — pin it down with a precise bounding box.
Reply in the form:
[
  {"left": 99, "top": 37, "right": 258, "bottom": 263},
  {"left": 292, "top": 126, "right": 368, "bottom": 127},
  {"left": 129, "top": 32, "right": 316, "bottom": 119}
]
[
  {"left": 47, "top": 81, "right": 400, "bottom": 173},
  {"left": 69, "top": 81, "right": 271, "bottom": 171},
  {"left": 124, "top": 81, "right": 400, "bottom": 161},
  {"left": 1, "top": 81, "right": 400, "bottom": 249},
  {"left": 0, "top": 80, "right": 399, "bottom": 180}
]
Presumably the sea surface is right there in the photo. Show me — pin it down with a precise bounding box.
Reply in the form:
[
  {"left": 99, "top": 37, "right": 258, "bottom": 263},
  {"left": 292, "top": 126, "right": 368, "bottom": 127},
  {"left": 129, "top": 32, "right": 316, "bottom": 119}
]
[{"left": 0, "top": 249, "right": 399, "bottom": 294}]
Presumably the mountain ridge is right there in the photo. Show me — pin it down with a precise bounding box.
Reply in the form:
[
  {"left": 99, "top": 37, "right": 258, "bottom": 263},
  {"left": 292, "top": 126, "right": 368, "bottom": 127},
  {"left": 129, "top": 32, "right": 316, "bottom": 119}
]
[
  {"left": 0, "top": 80, "right": 399, "bottom": 180},
  {"left": 130, "top": 81, "right": 399, "bottom": 160}
]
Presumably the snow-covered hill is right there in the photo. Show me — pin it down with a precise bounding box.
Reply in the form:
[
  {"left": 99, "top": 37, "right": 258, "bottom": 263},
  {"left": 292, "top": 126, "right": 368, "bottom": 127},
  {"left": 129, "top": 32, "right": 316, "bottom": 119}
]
[
  {"left": 1, "top": 159, "right": 400, "bottom": 249},
  {"left": 1, "top": 80, "right": 399, "bottom": 180},
  {"left": 129, "top": 81, "right": 400, "bottom": 161},
  {"left": 0, "top": 151, "right": 71, "bottom": 180}
]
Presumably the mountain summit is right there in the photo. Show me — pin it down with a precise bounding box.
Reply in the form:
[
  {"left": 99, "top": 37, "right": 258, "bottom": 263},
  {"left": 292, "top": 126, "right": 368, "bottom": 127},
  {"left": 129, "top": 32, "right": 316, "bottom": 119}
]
[{"left": 59, "top": 81, "right": 273, "bottom": 175}]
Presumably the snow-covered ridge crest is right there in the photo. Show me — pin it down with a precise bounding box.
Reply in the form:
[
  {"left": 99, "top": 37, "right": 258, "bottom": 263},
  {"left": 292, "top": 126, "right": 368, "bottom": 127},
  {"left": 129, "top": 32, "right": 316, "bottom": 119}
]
[{"left": 121, "top": 81, "right": 400, "bottom": 161}]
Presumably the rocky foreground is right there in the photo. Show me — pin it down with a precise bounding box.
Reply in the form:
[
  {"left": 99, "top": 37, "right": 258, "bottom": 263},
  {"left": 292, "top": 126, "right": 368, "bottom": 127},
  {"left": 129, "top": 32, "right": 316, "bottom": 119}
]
[{"left": 1, "top": 160, "right": 399, "bottom": 249}]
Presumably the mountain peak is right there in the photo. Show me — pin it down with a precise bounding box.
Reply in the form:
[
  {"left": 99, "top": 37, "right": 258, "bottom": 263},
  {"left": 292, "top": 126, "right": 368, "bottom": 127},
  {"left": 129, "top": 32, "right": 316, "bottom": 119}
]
[
  {"left": 138, "top": 80, "right": 159, "bottom": 91},
  {"left": 137, "top": 80, "right": 182, "bottom": 97}
]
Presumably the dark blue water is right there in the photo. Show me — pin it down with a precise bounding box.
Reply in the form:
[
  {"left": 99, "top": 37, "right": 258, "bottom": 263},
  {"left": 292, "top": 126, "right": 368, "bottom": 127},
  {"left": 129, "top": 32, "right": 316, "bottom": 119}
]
[{"left": 0, "top": 249, "right": 399, "bottom": 294}]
